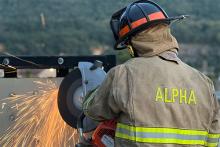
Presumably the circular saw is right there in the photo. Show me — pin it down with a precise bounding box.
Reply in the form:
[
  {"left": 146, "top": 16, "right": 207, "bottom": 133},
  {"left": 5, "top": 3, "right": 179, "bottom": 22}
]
[{"left": 57, "top": 61, "right": 106, "bottom": 133}]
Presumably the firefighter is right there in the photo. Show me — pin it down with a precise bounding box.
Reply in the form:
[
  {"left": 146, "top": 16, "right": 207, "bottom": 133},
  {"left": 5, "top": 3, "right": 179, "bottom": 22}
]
[{"left": 83, "top": 0, "right": 220, "bottom": 146}]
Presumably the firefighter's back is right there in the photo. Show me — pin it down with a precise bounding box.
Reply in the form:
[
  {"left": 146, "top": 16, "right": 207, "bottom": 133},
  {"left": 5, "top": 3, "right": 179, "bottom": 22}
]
[{"left": 115, "top": 56, "right": 216, "bottom": 147}]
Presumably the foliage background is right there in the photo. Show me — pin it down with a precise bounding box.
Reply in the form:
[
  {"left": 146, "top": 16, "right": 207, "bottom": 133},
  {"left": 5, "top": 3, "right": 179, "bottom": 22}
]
[{"left": 0, "top": 0, "right": 219, "bottom": 87}]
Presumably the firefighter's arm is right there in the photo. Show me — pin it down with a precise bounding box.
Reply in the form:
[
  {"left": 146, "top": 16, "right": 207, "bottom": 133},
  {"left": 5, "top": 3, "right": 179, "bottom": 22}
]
[
  {"left": 83, "top": 65, "right": 125, "bottom": 121},
  {"left": 207, "top": 84, "right": 220, "bottom": 147}
]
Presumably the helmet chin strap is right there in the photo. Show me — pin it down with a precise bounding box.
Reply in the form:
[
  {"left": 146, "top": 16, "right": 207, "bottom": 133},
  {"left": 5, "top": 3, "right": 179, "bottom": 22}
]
[
  {"left": 127, "top": 41, "right": 139, "bottom": 57},
  {"left": 127, "top": 45, "right": 135, "bottom": 57},
  {"left": 127, "top": 45, "right": 139, "bottom": 57}
]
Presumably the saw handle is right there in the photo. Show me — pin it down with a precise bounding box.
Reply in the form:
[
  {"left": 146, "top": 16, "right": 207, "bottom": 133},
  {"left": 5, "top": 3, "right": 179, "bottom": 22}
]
[
  {"left": 77, "top": 113, "right": 85, "bottom": 139},
  {"left": 76, "top": 113, "right": 93, "bottom": 146}
]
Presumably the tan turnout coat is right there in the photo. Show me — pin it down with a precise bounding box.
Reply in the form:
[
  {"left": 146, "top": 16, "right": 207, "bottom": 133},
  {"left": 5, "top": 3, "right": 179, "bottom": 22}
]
[{"left": 83, "top": 24, "right": 220, "bottom": 147}]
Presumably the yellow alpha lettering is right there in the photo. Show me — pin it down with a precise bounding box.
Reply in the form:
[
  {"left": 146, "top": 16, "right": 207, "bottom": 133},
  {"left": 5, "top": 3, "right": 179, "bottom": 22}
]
[
  {"left": 155, "top": 87, "right": 163, "bottom": 102},
  {"left": 180, "top": 89, "right": 187, "bottom": 104},
  {"left": 164, "top": 88, "right": 173, "bottom": 103},
  {"left": 172, "top": 88, "right": 179, "bottom": 103},
  {"left": 188, "top": 90, "right": 197, "bottom": 105}
]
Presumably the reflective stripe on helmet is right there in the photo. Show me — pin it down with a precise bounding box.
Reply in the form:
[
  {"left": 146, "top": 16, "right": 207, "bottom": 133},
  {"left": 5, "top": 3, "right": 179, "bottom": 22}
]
[
  {"left": 149, "top": 11, "right": 166, "bottom": 21},
  {"left": 131, "top": 18, "right": 147, "bottom": 29},
  {"left": 119, "top": 25, "right": 131, "bottom": 38},
  {"left": 115, "top": 123, "right": 220, "bottom": 146},
  {"left": 119, "top": 11, "right": 166, "bottom": 37}
]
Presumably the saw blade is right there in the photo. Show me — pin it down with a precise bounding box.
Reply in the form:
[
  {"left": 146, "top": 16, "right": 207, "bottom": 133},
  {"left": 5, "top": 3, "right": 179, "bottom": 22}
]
[{"left": 57, "top": 68, "right": 97, "bottom": 132}]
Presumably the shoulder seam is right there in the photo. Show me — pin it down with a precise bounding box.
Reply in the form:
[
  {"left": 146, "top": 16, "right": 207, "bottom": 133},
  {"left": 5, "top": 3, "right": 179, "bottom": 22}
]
[{"left": 124, "top": 64, "right": 136, "bottom": 125}]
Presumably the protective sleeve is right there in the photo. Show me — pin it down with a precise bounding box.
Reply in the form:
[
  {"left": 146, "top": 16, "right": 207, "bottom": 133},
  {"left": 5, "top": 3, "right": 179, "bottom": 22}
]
[
  {"left": 206, "top": 83, "right": 220, "bottom": 147},
  {"left": 83, "top": 65, "right": 127, "bottom": 121}
]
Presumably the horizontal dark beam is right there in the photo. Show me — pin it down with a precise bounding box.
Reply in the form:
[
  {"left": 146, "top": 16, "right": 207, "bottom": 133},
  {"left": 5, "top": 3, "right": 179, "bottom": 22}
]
[
  {"left": 0, "top": 55, "right": 116, "bottom": 71},
  {"left": 0, "top": 55, "right": 116, "bottom": 78}
]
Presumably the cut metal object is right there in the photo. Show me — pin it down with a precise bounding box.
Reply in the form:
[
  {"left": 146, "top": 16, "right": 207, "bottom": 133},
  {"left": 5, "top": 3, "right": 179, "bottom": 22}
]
[{"left": 58, "top": 61, "right": 106, "bottom": 132}]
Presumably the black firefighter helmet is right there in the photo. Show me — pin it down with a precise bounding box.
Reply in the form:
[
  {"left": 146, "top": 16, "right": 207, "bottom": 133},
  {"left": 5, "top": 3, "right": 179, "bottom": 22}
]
[{"left": 110, "top": 0, "right": 188, "bottom": 50}]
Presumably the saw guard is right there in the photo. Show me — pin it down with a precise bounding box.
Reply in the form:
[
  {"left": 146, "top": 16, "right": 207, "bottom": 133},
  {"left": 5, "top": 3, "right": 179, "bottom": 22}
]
[
  {"left": 78, "top": 62, "right": 106, "bottom": 96},
  {"left": 58, "top": 62, "right": 107, "bottom": 133}
]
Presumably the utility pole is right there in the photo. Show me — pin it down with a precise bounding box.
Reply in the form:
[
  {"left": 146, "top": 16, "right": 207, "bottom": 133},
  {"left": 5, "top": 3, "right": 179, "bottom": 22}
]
[{"left": 40, "top": 13, "right": 46, "bottom": 29}]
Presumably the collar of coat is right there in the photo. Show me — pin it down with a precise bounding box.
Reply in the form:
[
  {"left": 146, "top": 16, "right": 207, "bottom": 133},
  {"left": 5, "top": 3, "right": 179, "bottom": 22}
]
[
  {"left": 158, "top": 49, "right": 181, "bottom": 64},
  {"left": 131, "top": 24, "right": 179, "bottom": 59}
]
